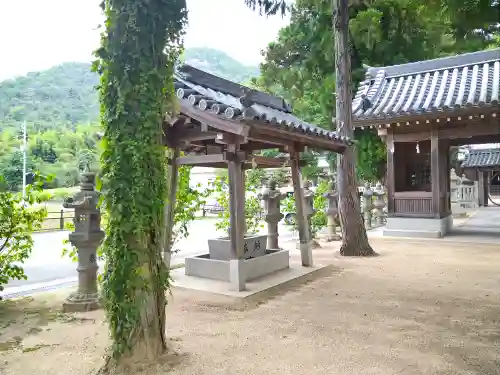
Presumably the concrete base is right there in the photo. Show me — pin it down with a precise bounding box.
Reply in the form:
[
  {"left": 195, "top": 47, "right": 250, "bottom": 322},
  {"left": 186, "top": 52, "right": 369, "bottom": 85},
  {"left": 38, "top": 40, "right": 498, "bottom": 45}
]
[
  {"left": 229, "top": 259, "right": 245, "bottom": 292},
  {"left": 62, "top": 292, "right": 100, "bottom": 313},
  {"left": 172, "top": 262, "right": 333, "bottom": 300},
  {"left": 383, "top": 215, "right": 453, "bottom": 238},
  {"left": 185, "top": 249, "right": 290, "bottom": 283},
  {"left": 208, "top": 234, "right": 267, "bottom": 260}
]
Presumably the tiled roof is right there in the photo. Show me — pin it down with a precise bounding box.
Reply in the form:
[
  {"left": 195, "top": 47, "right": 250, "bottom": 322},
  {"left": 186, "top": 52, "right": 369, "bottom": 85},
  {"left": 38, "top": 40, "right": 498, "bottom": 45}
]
[
  {"left": 461, "top": 148, "right": 500, "bottom": 168},
  {"left": 352, "top": 49, "right": 500, "bottom": 124},
  {"left": 174, "top": 65, "right": 353, "bottom": 145}
]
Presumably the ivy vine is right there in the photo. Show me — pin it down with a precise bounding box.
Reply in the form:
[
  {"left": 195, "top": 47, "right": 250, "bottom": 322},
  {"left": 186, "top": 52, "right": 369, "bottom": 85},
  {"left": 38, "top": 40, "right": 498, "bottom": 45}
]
[{"left": 92, "top": 0, "right": 187, "bottom": 362}]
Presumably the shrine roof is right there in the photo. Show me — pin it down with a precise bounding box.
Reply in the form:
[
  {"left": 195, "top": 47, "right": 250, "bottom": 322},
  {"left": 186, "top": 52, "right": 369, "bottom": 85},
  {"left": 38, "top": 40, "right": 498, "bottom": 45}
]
[
  {"left": 461, "top": 148, "right": 500, "bottom": 168},
  {"left": 352, "top": 49, "right": 500, "bottom": 126},
  {"left": 173, "top": 65, "right": 352, "bottom": 149}
]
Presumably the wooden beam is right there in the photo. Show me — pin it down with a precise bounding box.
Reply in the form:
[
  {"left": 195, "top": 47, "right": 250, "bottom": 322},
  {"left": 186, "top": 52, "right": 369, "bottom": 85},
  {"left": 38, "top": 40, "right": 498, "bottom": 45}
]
[
  {"left": 448, "top": 134, "right": 500, "bottom": 146},
  {"left": 241, "top": 141, "right": 285, "bottom": 152},
  {"left": 392, "top": 118, "right": 499, "bottom": 142},
  {"left": 246, "top": 136, "right": 287, "bottom": 148},
  {"left": 215, "top": 132, "right": 247, "bottom": 145},
  {"left": 249, "top": 124, "right": 347, "bottom": 153},
  {"left": 393, "top": 132, "right": 430, "bottom": 142},
  {"left": 353, "top": 105, "right": 499, "bottom": 128},
  {"left": 175, "top": 128, "right": 218, "bottom": 142},
  {"left": 247, "top": 155, "right": 288, "bottom": 168},
  {"left": 176, "top": 154, "right": 224, "bottom": 165},
  {"left": 440, "top": 120, "right": 500, "bottom": 139}
]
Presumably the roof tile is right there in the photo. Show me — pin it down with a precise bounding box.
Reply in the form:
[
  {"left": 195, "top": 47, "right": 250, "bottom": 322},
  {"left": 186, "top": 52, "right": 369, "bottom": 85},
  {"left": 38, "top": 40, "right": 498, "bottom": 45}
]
[
  {"left": 461, "top": 148, "right": 500, "bottom": 168},
  {"left": 174, "top": 65, "right": 353, "bottom": 146},
  {"left": 353, "top": 49, "right": 500, "bottom": 123}
]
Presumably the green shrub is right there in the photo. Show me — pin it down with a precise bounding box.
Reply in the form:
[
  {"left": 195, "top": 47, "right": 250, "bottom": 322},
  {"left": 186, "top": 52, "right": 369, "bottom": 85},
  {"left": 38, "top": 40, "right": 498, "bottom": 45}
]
[{"left": 0, "top": 175, "right": 49, "bottom": 296}]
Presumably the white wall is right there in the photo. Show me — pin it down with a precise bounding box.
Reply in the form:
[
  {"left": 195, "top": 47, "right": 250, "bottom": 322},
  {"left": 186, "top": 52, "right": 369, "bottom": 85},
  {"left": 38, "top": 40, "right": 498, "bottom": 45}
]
[{"left": 189, "top": 167, "right": 217, "bottom": 190}]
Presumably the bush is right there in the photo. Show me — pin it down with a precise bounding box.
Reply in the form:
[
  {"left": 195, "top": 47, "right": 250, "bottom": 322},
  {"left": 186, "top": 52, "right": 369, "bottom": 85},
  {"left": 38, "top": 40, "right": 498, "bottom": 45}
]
[
  {"left": 0, "top": 175, "right": 48, "bottom": 297},
  {"left": 211, "top": 172, "right": 264, "bottom": 236},
  {"left": 281, "top": 180, "right": 329, "bottom": 238},
  {"left": 30, "top": 186, "right": 77, "bottom": 202}
]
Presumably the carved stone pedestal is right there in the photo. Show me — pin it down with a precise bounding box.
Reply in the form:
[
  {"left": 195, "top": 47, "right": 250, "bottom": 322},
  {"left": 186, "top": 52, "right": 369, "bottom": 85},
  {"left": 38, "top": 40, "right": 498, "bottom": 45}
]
[
  {"left": 259, "top": 179, "right": 286, "bottom": 250},
  {"left": 325, "top": 216, "right": 341, "bottom": 242},
  {"left": 63, "top": 238, "right": 102, "bottom": 313},
  {"left": 324, "top": 178, "right": 340, "bottom": 241}
]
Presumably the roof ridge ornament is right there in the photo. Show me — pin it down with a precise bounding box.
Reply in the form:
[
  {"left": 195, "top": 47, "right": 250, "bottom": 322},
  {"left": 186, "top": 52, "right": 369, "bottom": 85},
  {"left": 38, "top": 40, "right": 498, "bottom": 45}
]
[
  {"left": 239, "top": 87, "right": 257, "bottom": 108},
  {"left": 174, "top": 62, "right": 189, "bottom": 80},
  {"left": 361, "top": 94, "right": 372, "bottom": 111}
]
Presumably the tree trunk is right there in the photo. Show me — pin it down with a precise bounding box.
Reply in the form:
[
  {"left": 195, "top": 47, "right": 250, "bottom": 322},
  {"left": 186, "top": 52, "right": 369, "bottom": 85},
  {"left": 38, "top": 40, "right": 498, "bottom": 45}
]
[
  {"left": 95, "top": 0, "right": 187, "bottom": 372},
  {"left": 332, "top": 0, "right": 376, "bottom": 256}
]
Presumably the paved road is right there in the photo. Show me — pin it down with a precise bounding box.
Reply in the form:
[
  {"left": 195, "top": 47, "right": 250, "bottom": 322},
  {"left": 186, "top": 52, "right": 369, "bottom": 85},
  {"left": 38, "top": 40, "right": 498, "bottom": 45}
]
[{"left": 1, "top": 218, "right": 297, "bottom": 298}]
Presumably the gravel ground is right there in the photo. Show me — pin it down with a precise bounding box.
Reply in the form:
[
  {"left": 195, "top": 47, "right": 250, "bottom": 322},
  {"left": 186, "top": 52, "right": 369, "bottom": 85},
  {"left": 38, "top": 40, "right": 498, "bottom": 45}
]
[{"left": 1, "top": 237, "right": 500, "bottom": 375}]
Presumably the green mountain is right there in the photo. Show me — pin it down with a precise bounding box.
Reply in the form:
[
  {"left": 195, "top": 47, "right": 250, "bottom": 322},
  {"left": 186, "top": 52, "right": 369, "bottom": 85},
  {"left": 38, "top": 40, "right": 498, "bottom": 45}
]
[
  {"left": 0, "top": 63, "right": 100, "bottom": 130},
  {"left": 183, "top": 47, "right": 260, "bottom": 84},
  {"left": 0, "top": 48, "right": 260, "bottom": 130}
]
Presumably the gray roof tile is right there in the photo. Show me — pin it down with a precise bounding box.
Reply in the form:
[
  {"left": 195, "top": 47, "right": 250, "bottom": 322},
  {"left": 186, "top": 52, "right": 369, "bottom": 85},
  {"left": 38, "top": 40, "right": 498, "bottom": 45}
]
[
  {"left": 461, "top": 148, "right": 500, "bottom": 168},
  {"left": 174, "top": 65, "right": 352, "bottom": 146},
  {"left": 353, "top": 49, "right": 500, "bottom": 122}
]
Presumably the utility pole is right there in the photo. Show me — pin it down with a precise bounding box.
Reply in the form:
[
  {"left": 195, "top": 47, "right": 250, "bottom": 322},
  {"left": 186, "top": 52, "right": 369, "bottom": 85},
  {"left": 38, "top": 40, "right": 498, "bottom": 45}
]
[{"left": 21, "top": 120, "right": 27, "bottom": 199}]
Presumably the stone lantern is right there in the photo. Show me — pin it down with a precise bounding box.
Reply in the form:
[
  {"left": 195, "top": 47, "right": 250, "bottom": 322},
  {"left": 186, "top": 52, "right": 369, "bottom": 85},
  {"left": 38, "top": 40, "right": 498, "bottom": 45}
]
[
  {"left": 362, "top": 182, "right": 374, "bottom": 229},
  {"left": 323, "top": 177, "right": 340, "bottom": 241},
  {"left": 62, "top": 171, "right": 104, "bottom": 312},
  {"left": 259, "top": 179, "right": 286, "bottom": 250},
  {"left": 372, "top": 182, "right": 386, "bottom": 226},
  {"left": 302, "top": 180, "right": 316, "bottom": 240}
]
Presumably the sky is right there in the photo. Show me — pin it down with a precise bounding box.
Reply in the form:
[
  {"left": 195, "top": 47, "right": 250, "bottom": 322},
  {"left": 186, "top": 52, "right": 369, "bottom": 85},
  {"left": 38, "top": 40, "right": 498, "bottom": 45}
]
[{"left": 0, "top": 0, "right": 289, "bottom": 81}]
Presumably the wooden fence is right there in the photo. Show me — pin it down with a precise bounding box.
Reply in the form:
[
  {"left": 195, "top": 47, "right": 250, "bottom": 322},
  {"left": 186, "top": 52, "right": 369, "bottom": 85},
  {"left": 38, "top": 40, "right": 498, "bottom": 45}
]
[{"left": 36, "top": 209, "right": 75, "bottom": 232}]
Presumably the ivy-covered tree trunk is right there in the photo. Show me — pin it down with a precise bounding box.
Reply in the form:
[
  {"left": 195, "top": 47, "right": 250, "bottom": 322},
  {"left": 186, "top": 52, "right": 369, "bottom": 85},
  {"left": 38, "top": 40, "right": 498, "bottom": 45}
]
[
  {"left": 332, "top": 0, "right": 376, "bottom": 256},
  {"left": 95, "top": 0, "right": 187, "bottom": 368}
]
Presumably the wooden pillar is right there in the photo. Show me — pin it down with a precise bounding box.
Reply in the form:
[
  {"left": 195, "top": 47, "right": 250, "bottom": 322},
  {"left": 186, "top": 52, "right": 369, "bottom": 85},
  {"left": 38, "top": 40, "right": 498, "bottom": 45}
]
[
  {"left": 227, "top": 142, "right": 245, "bottom": 291},
  {"left": 227, "top": 143, "right": 245, "bottom": 259},
  {"left": 430, "top": 127, "right": 444, "bottom": 217},
  {"left": 386, "top": 130, "right": 395, "bottom": 215},
  {"left": 479, "top": 170, "right": 490, "bottom": 207},
  {"left": 438, "top": 140, "right": 450, "bottom": 216},
  {"left": 484, "top": 171, "right": 490, "bottom": 206},
  {"left": 445, "top": 145, "right": 452, "bottom": 214},
  {"left": 290, "top": 148, "right": 312, "bottom": 267},
  {"left": 478, "top": 170, "right": 486, "bottom": 206},
  {"left": 241, "top": 168, "right": 246, "bottom": 234},
  {"left": 163, "top": 148, "right": 179, "bottom": 267}
]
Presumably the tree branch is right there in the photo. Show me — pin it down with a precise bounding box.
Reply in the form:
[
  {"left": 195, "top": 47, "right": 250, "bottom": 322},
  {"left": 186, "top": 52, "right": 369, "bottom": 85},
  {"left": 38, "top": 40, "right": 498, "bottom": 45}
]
[
  {"left": 0, "top": 219, "right": 15, "bottom": 254},
  {"left": 244, "top": 0, "right": 289, "bottom": 16}
]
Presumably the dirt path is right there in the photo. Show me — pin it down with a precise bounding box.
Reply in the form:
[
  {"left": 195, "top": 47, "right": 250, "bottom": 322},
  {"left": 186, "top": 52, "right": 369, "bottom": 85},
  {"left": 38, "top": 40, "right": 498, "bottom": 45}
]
[{"left": 1, "top": 238, "right": 499, "bottom": 375}]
